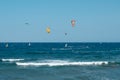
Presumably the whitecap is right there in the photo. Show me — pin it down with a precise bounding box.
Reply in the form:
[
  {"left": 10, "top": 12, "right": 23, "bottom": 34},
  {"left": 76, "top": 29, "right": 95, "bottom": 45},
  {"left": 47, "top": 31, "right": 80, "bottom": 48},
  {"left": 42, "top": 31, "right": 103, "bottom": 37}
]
[
  {"left": 16, "top": 60, "right": 108, "bottom": 67},
  {"left": 2, "top": 59, "right": 24, "bottom": 62}
]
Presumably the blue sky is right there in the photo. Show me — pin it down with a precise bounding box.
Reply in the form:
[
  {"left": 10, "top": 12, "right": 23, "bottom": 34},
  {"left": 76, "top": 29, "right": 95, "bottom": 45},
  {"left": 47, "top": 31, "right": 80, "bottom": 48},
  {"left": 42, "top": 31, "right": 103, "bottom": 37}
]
[{"left": 0, "top": 0, "right": 120, "bottom": 42}]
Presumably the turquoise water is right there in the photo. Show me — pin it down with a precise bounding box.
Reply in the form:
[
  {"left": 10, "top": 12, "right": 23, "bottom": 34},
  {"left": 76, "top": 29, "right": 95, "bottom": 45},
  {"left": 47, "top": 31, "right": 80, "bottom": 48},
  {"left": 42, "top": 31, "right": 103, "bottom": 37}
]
[{"left": 0, "top": 43, "right": 120, "bottom": 80}]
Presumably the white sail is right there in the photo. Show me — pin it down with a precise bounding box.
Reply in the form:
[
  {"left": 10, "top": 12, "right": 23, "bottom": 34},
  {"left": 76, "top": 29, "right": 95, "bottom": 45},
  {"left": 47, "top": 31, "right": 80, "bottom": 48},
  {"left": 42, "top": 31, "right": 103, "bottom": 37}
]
[{"left": 65, "top": 43, "right": 68, "bottom": 47}]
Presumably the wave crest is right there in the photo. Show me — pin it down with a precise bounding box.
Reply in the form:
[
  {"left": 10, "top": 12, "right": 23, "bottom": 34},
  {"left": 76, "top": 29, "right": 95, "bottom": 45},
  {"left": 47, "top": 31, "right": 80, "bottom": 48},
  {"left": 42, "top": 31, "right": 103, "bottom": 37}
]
[
  {"left": 16, "top": 60, "right": 108, "bottom": 67},
  {"left": 2, "top": 59, "right": 24, "bottom": 62}
]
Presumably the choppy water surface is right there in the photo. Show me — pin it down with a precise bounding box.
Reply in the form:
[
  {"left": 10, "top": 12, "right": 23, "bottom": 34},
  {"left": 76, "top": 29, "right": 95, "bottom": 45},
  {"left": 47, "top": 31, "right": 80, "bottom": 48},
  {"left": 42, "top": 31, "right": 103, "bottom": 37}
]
[{"left": 0, "top": 43, "right": 120, "bottom": 80}]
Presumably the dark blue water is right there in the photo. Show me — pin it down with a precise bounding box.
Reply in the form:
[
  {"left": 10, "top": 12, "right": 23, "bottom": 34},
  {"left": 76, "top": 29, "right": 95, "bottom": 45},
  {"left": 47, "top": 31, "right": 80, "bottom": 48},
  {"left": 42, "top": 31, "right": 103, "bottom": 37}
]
[{"left": 0, "top": 42, "right": 120, "bottom": 80}]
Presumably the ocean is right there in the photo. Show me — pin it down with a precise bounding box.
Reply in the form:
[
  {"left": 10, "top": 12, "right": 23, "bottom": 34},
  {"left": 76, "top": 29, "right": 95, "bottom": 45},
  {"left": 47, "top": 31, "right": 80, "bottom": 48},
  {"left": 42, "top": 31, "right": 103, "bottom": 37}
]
[{"left": 0, "top": 42, "right": 120, "bottom": 80}]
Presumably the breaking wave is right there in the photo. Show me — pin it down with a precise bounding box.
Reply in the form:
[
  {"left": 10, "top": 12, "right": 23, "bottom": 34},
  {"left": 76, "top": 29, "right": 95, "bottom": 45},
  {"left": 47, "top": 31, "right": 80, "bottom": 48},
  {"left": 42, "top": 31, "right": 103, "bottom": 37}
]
[
  {"left": 16, "top": 60, "right": 108, "bottom": 67},
  {"left": 1, "top": 59, "right": 24, "bottom": 62}
]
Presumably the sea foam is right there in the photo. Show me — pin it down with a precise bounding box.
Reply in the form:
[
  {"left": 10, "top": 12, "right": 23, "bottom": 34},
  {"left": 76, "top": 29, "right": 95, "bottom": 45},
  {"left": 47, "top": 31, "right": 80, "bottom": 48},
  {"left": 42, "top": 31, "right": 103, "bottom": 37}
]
[
  {"left": 16, "top": 60, "right": 108, "bottom": 67},
  {"left": 2, "top": 59, "right": 24, "bottom": 62}
]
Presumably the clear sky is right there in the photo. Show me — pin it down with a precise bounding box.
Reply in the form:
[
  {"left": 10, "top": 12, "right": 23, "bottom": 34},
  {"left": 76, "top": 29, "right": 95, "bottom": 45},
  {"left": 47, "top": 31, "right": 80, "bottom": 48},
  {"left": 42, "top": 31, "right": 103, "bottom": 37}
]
[{"left": 0, "top": 0, "right": 120, "bottom": 42}]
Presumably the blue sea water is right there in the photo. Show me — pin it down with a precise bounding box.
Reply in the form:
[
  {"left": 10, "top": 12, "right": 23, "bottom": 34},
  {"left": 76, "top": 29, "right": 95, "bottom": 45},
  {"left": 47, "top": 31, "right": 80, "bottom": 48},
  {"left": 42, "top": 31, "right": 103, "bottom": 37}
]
[{"left": 0, "top": 42, "right": 120, "bottom": 80}]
